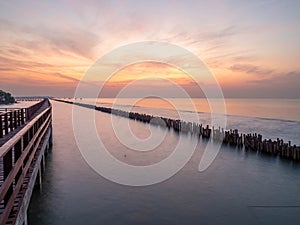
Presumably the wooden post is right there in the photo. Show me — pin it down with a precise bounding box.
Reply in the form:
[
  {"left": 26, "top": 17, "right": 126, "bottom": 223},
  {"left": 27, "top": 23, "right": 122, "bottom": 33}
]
[
  {"left": 21, "top": 109, "right": 25, "bottom": 124},
  {"left": 42, "top": 154, "right": 46, "bottom": 172},
  {"left": 9, "top": 111, "right": 13, "bottom": 132},
  {"left": 4, "top": 113, "right": 9, "bottom": 135},
  {"left": 14, "top": 111, "right": 17, "bottom": 129},
  {"left": 16, "top": 110, "right": 20, "bottom": 126},
  {"left": 23, "top": 211, "right": 28, "bottom": 225},
  {"left": 14, "top": 138, "right": 23, "bottom": 183},
  {"left": 3, "top": 148, "right": 13, "bottom": 206},
  {"left": 0, "top": 114, "right": 3, "bottom": 138},
  {"left": 37, "top": 164, "right": 43, "bottom": 191}
]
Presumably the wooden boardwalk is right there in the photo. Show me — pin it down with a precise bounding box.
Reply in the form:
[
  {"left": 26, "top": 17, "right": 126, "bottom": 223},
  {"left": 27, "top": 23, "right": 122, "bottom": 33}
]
[{"left": 0, "top": 99, "right": 52, "bottom": 225}]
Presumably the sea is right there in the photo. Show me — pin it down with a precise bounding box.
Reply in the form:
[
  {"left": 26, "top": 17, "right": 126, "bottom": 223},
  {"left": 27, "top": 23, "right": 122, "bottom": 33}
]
[
  {"left": 27, "top": 98, "right": 300, "bottom": 225},
  {"left": 83, "top": 98, "right": 300, "bottom": 144}
]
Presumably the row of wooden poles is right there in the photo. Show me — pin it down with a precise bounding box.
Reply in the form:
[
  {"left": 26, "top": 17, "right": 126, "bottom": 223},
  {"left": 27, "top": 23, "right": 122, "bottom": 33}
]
[
  {"left": 0, "top": 100, "right": 47, "bottom": 139},
  {"left": 54, "top": 99, "right": 300, "bottom": 161}
]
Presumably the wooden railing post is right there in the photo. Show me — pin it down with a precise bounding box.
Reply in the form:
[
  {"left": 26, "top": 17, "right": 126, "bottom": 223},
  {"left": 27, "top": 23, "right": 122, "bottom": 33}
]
[
  {"left": 25, "top": 109, "right": 29, "bottom": 121},
  {"left": 14, "top": 138, "right": 23, "bottom": 183},
  {"left": 3, "top": 148, "right": 13, "bottom": 206},
  {"left": 21, "top": 109, "right": 25, "bottom": 124},
  {"left": 9, "top": 112, "right": 13, "bottom": 132},
  {"left": 16, "top": 110, "right": 20, "bottom": 126},
  {"left": 4, "top": 113, "right": 8, "bottom": 135},
  {"left": 14, "top": 111, "right": 17, "bottom": 129},
  {"left": 0, "top": 115, "right": 3, "bottom": 138}
]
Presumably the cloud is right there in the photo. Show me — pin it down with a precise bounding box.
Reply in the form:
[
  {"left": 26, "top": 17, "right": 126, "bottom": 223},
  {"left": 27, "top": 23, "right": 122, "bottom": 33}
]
[
  {"left": 1, "top": 1, "right": 299, "bottom": 98},
  {"left": 238, "top": 71, "right": 300, "bottom": 98},
  {"left": 229, "top": 64, "right": 273, "bottom": 76},
  {"left": 162, "top": 25, "right": 239, "bottom": 47},
  {"left": 248, "top": 71, "right": 300, "bottom": 85},
  {"left": 0, "top": 18, "right": 100, "bottom": 60},
  {"left": 33, "top": 26, "right": 100, "bottom": 59},
  {"left": 0, "top": 68, "right": 14, "bottom": 72},
  {"left": 0, "top": 55, "right": 53, "bottom": 69}
]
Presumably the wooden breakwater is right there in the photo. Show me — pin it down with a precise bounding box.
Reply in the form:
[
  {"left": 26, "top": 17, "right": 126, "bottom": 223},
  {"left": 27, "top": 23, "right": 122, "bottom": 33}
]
[{"left": 53, "top": 99, "right": 300, "bottom": 161}]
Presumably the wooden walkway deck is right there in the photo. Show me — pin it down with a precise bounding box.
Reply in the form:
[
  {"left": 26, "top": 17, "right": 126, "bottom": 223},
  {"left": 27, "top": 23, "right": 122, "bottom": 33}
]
[{"left": 0, "top": 99, "right": 52, "bottom": 225}]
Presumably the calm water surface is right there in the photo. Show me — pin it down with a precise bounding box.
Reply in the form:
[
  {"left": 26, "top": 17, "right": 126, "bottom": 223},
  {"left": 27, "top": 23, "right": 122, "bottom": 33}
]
[
  {"left": 28, "top": 100, "right": 300, "bottom": 225},
  {"left": 81, "top": 98, "right": 300, "bottom": 145},
  {"left": 85, "top": 98, "right": 300, "bottom": 122}
]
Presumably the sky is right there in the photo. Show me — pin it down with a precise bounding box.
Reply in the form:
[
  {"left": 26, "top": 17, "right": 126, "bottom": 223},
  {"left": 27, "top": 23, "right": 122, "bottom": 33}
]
[{"left": 0, "top": 0, "right": 299, "bottom": 98}]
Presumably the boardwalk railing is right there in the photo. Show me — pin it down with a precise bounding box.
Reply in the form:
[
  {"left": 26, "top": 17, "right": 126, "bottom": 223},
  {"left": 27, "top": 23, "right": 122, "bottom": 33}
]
[
  {"left": 0, "top": 100, "right": 47, "bottom": 139},
  {"left": 15, "top": 98, "right": 45, "bottom": 102},
  {"left": 0, "top": 99, "right": 52, "bottom": 225},
  {"left": 0, "top": 110, "right": 25, "bottom": 139}
]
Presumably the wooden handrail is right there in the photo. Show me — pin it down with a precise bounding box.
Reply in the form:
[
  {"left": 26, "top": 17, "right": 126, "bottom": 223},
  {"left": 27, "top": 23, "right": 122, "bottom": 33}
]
[
  {"left": 0, "top": 111, "right": 51, "bottom": 200},
  {"left": 0, "top": 99, "right": 48, "bottom": 139},
  {"left": 0, "top": 99, "right": 52, "bottom": 225},
  {"left": 0, "top": 119, "right": 51, "bottom": 225},
  {"left": 0, "top": 106, "right": 50, "bottom": 157}
]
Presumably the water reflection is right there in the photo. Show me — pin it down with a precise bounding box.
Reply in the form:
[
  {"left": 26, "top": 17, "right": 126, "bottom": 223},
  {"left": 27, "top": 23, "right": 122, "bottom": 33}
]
[{"left": 28, "top": 101, "right": 300, "bottom": 225}]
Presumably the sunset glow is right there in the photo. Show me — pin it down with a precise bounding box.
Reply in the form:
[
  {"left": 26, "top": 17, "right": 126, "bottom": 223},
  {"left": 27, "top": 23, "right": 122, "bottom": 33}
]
[{"left": 0, "top": 1, "right": 299, "bottom": 97}]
